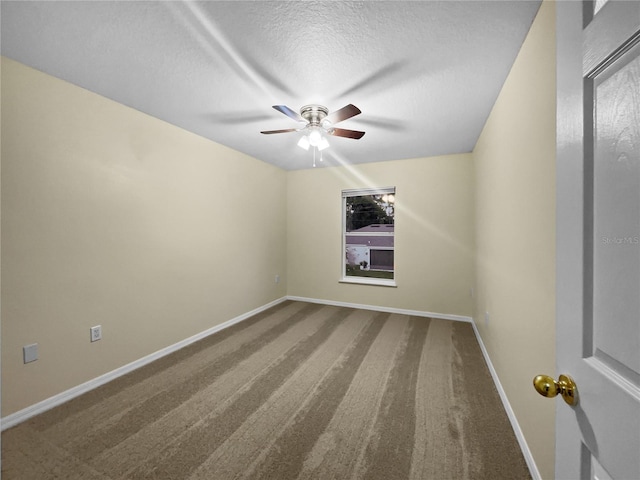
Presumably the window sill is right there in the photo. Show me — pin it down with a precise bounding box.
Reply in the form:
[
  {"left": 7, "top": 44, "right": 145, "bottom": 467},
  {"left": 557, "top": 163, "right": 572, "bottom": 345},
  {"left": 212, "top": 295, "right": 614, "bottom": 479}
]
[{"left": 339, "top": 277, "right": 397, "bottom": 288}]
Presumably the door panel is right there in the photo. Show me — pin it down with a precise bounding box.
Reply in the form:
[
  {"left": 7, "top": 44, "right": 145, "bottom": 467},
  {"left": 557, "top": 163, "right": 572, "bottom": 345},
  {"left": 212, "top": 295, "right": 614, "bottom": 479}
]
[{"left": 593, "top": 43, "right": 640, "bottom": 381}]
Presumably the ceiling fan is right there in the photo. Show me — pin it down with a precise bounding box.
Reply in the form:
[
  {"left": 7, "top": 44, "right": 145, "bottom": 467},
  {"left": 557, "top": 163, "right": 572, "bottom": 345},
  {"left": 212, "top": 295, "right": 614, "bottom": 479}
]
[{"left": 260, "top": 104, "right": 365, "bottom": 148}]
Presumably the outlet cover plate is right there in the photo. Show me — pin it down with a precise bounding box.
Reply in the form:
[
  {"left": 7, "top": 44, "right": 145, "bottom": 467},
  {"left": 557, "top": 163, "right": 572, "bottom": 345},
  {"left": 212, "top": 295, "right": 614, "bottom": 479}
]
[
  {"left": 23, "top": 343, "right": 38, "bottom": 363},
  {"left": 90, "top": 325, "right": 102, "bottom": 342}
]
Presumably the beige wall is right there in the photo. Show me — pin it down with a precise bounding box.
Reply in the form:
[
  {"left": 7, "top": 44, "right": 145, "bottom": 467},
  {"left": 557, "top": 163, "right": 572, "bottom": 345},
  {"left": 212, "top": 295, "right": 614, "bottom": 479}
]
[
  {"left": 287, "top": 154, "right": 474, "bottom": 317},
  {"left": 473, "top": 2, "right": 556, "bottom": 478},
  {"left": 1, "top": 57, "right": 287, "bottom": 416}
]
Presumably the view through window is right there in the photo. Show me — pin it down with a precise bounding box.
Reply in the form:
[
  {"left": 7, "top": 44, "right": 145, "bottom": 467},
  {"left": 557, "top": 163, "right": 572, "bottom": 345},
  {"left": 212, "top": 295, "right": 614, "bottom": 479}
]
[{"left": 342, "top": 187, "right": 395, "bottom": 284}]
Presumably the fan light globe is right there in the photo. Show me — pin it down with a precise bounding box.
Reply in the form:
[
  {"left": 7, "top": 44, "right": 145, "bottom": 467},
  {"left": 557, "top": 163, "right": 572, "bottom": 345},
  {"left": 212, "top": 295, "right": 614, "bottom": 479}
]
[
  {"left": 318, "top": 137, "right": 330, "bottom": 151},
  {"left": 308, "top": 129, "right": 322, "bottom": 147},
  {"left": 297, "top": 135, "right": 310, "bottom": 150}
]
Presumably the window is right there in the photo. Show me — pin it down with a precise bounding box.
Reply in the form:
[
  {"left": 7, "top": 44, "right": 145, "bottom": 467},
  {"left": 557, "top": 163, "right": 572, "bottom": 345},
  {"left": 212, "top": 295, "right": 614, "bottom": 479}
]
[{"left": 342, "top": 187, "right": 396, "bottom": 286}]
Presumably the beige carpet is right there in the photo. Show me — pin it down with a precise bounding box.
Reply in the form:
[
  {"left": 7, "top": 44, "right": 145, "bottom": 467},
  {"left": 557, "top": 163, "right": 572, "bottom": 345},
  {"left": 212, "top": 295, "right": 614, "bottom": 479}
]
[{"left": 2, "top": 301, "right": 531, "bottom": 479}]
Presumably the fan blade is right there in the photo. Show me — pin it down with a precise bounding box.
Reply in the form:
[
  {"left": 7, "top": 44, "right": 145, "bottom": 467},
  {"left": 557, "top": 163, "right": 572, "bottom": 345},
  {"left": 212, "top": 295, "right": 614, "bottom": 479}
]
[
  {"left": 325, "top": 104, "right": 361, "bottom": 124},
  {"left": 330, "top": 128, "right": 365, "bottom": 139},
  {"left": 260, "top": 128, "right": 299, "bottom": 134},
  {"left": 272, "top": 105, "right": 304, "bottom": 122}
]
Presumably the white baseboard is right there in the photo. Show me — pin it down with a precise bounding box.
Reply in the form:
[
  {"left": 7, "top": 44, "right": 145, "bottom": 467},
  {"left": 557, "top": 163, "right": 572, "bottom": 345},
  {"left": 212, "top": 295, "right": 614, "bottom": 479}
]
[
  {"left": 469, "top": 319, "right": 541, "bottom": 480},
  {"left": 1, "top": 297, "right": 288, "bottom": 431},
  {"left": 286, "top": 295, "right": 473, "bottom": 323}
]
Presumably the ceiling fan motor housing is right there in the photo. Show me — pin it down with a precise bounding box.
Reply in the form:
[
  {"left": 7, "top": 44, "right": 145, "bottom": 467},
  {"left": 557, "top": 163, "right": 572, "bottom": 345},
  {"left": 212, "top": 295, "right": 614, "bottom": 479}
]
[{"left": 300, "top": 105, "right": 329, "bottom": 127}]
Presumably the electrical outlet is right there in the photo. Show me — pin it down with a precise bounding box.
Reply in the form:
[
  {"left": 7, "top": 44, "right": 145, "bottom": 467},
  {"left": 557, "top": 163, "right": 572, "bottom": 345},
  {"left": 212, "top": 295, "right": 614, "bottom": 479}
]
[
  {"left": 90, "top": 325, "right": 102, "bottom": 342},
  {"left": 23, "top": 343, "right": 38, "bottom": 363},
  {"left": 484, "top": 311, "right": 490, "bottom": 326},
  {"left": 275, "top": 274, "right": 280, "bottom": 284}
]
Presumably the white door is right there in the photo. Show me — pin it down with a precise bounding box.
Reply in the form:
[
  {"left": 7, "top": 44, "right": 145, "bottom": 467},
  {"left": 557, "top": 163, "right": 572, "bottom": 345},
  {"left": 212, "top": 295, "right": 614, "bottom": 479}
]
[{"left": 555, "top": 1, "right": 640, "bottom": 479}]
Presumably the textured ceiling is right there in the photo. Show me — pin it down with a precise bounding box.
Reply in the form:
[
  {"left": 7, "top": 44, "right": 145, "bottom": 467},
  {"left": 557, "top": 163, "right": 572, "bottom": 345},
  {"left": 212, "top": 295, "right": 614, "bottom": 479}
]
[{"left": 1, "top": 1, "right": 541, "bottom": 170}]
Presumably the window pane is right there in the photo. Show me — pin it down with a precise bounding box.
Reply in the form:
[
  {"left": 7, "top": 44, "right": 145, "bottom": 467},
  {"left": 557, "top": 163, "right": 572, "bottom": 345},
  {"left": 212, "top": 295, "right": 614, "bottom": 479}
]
[
  {"left": 371, "top": 249, "right": 394, "bottom": 269},
  {"left": 345, "top": 194, "right": 394, "bottom": 232}
]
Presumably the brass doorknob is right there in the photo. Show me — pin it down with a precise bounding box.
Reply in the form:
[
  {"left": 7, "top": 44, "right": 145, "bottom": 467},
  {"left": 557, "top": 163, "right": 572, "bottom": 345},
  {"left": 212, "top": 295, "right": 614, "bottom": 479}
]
[{"left": 533, "top": 374, "right": 578, "bottom": 406}]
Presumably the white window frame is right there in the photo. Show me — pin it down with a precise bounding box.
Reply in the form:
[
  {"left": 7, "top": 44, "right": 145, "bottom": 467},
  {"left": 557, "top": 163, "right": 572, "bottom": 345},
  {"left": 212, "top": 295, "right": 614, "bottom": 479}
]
[{"left": 341, "top": 187, "right": 396, "bottom": 287}]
